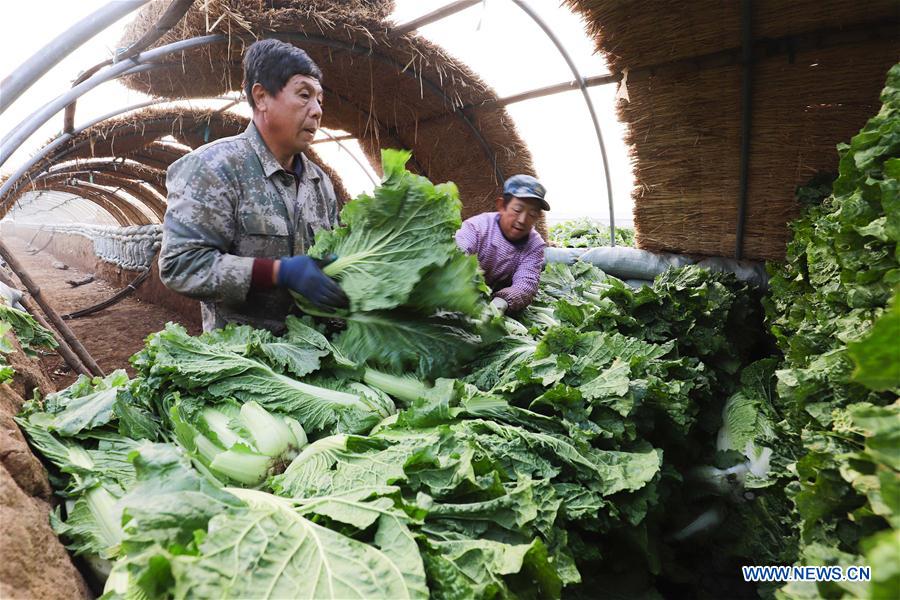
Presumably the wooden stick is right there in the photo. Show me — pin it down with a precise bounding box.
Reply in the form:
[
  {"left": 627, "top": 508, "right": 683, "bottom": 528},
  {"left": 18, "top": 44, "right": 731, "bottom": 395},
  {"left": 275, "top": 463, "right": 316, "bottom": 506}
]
[{"left": 0, "top": 239, "right": 104, "bottom": 377}]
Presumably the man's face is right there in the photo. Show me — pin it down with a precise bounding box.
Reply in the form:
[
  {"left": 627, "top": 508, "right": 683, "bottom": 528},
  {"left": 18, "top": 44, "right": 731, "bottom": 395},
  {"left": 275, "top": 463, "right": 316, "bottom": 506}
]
[
  {"left": 256, "top": 74, "right": 323, "bottom": 155},
  {"left": 496, "top": 196, "right": 542, "bottom": 241}
]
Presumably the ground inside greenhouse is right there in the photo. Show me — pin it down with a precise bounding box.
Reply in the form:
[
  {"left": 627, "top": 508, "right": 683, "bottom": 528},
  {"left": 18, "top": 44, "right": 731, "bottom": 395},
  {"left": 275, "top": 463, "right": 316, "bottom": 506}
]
[{"left": 4, "top": 236, "right": 201, "bottom": 388}]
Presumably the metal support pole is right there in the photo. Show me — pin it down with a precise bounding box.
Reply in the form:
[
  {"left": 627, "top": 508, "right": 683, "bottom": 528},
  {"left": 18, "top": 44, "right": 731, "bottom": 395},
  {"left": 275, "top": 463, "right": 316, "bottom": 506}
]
[
  {"left": 116, "top": 0, "right": 197, "bottom": 62},
  {"left": 62, "top": 0, "right": 198, "bottom": 132},
  {"left": 317, "top": 130, "right": 378, "bottom": 186},
  {"left": 0, "top": 59, "right": 145, "bottom": 164},
  {"left": 0, "top": 268, "right": 92, "bottom": 377},
  {"left": 275, "top": 32, "right": 505, "bottom": 185},
  {"left": 312, "top": 133, "right": 354, "bottom": 144},
  {"left": 0, "top": 0, "right": 152, "bottom": 115},
  {"left": 510, "top": 0, "right": 617, "bottom": 246},
  {"left": 0, "top": 239, "right": 104, "bottom": 376},
  {"left": 391, "top": 0, "right": 483, "bottom": 36},
  {"left": 35, "top": 170, "right": 166, "bottom": 218},
  {"left": 474, "top": 72, "right": 622, "bottom": 110},
  {"left": 0, "top": 96, "right": 240, "bottom": 205},
  {"left": 0, "top": 34, "right": 225, "bottom": 168},
  {"left": 3, "top": 26, "right": 501, "bottom": 195},
  {"left": 437, "top": 18, "right": 897, "bottom": 114},
  {"left": 735, "top": 0, "right": 754, "bottom": 260}
]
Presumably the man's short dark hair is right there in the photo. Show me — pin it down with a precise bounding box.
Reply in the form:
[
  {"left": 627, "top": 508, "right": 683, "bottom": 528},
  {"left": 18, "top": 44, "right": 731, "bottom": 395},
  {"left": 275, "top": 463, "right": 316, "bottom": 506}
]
[{"left": 243, "top": 39, "right": 323, "bottom": 110}]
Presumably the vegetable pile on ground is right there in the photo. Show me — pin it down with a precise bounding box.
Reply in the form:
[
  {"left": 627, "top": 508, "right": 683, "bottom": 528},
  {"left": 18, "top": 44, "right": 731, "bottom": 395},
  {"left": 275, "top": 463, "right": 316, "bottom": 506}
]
[
  {"left": 15, "top": 63, "right": 899, "bottom": 598},
  {"left": 548, "top": 218, "right": 634, "bottom": 248},
  {"left": 16, "top": 150, "right": 772, "bottom": 599},
  {"left": 752, "top": 64, "right": 899, "bottom": 599},
  {"left": 656, "top": 63, "right": 898, "bottom": 600}
]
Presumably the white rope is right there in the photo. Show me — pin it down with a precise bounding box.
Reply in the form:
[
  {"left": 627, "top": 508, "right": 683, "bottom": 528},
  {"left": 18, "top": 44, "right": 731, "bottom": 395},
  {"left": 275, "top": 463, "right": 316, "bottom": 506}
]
[{"left": 42, "top": 223, "right": 161, "bottom": 270}]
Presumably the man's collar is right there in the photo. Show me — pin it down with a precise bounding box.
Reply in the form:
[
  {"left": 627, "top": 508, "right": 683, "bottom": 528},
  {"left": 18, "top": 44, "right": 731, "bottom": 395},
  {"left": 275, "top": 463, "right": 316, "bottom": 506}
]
[
  {"left": 244, "top": 121, "right": 320, "bottom": 181},
  {"left": 295, "top": 153, "right": 321, "bottom": 182},
  {"left": 244, "top": 121, "right": 283, "bottom": 178}
]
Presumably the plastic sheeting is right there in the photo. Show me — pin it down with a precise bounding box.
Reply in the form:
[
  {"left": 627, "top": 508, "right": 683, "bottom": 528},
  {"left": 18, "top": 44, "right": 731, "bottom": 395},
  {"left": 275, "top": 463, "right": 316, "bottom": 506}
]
[
  {"left": 545, "top": 245, "right": 769, "bottom": 287},
  {"left": 44, "top": 223, "right": 160, "bottom": 270},
  {"left": 575, "top": 246, "right": 695, "bottom": 279},
  {"left": 624, "top": 279, "right": 652, "bottom": 289},
  {"left": 0, "top": 281, "right": 25, "bottom": 311},
  {"left": 544, "top": 247, "right": 588, "bottom": 265}
]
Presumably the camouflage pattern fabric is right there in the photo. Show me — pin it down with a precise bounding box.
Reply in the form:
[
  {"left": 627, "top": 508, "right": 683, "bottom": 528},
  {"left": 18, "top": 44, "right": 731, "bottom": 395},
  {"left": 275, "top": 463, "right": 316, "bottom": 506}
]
[{"left": 159, "top": 122, "right": 339, "bottom": 332}]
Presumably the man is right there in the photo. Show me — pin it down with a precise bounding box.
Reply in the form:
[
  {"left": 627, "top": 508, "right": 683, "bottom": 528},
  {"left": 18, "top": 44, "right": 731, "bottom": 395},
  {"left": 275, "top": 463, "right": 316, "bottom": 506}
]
[
  {"left": 455, "top": 174, "right": 548, "bottom": 314},
  {"left": 159, "top": 39, "right": 348, "bottom": 333}
]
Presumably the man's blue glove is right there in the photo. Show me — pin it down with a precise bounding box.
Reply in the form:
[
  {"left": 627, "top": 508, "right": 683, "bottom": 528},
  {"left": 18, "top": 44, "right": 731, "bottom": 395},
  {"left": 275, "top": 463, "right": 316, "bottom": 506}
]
[{"left": 277, "top": 255, "right": 349, "bottom": 310}]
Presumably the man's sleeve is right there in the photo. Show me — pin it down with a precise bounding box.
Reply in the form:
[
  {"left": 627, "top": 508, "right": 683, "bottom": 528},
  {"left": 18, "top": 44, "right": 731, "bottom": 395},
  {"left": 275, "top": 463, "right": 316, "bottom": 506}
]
[
  {"left": 455, "top": 218, "right": 480, "bottom": 254},
  {"left": 494, "top": 241, "right": 546, "bottom": 312},
  {"left": 158, "top": 153, "right": 254, "bottom": 303}
]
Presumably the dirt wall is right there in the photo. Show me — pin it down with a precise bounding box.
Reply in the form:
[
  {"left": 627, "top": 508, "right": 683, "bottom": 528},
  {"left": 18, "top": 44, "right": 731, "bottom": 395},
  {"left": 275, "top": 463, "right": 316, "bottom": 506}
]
[{"left": 0, "top": 338, "right": 89, "bottom": 599}]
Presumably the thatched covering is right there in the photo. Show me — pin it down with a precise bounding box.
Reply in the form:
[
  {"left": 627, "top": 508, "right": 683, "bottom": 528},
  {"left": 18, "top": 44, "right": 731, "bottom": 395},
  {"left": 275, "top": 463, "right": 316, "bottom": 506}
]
[
  {"left": 1, "top": 107, "right": 350, "bottom": 224},
  {"left": 567, "top": 0, "right": 899, "bottom": 260},
  {"left": 116, "top": 0, "right": 535, "bottom": 223}
]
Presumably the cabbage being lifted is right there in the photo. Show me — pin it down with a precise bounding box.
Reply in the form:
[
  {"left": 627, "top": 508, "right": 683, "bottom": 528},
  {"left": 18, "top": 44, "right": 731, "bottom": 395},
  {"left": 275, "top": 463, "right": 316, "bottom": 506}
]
[
  {"left": 298, "top": 150, "right": 494, "bottom": 379},
  {"left": 310, "top": 149, "right": 481, "bottom": 315}
]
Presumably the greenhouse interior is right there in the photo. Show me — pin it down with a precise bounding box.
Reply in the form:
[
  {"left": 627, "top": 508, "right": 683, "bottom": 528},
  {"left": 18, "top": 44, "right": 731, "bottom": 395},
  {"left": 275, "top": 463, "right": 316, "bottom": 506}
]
[{"left": 0, "top": 1, "right": 897, "bottom": 598}]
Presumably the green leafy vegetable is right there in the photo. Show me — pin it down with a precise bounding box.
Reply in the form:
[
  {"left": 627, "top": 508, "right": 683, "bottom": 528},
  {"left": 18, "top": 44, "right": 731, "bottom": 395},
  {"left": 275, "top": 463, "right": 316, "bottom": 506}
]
[
  {"left": 170, "top": 397, "right": 307, "bottom": 486},
  {"left": 178, "top": 488, "right": 421, "bottom": 600},
  {"left": 0, "top": 302, "right": 57, "bottom": 383},
  {"left": 848, "top": 288, "right": 900, "bottom": 391},
  {"left": 763, "top": 63, "right": 900, "bottom": 599},
  {"left": 548, "top": 218, "right": 635, "bottom": 248},
  {"left": 311, "top": 149, "right": 465, "bottom": 313},
  {"left": 134, "top": 323, "right": 394, "bottom": 435},
  {"left": 295, "top": 149, "right": 492, "bottom": 381}
]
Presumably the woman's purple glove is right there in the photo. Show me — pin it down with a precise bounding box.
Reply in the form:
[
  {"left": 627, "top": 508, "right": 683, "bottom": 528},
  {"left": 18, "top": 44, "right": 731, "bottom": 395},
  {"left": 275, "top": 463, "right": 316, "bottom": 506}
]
[{"left": 277, "top": 255, "right": 349, "bottom": 310}]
